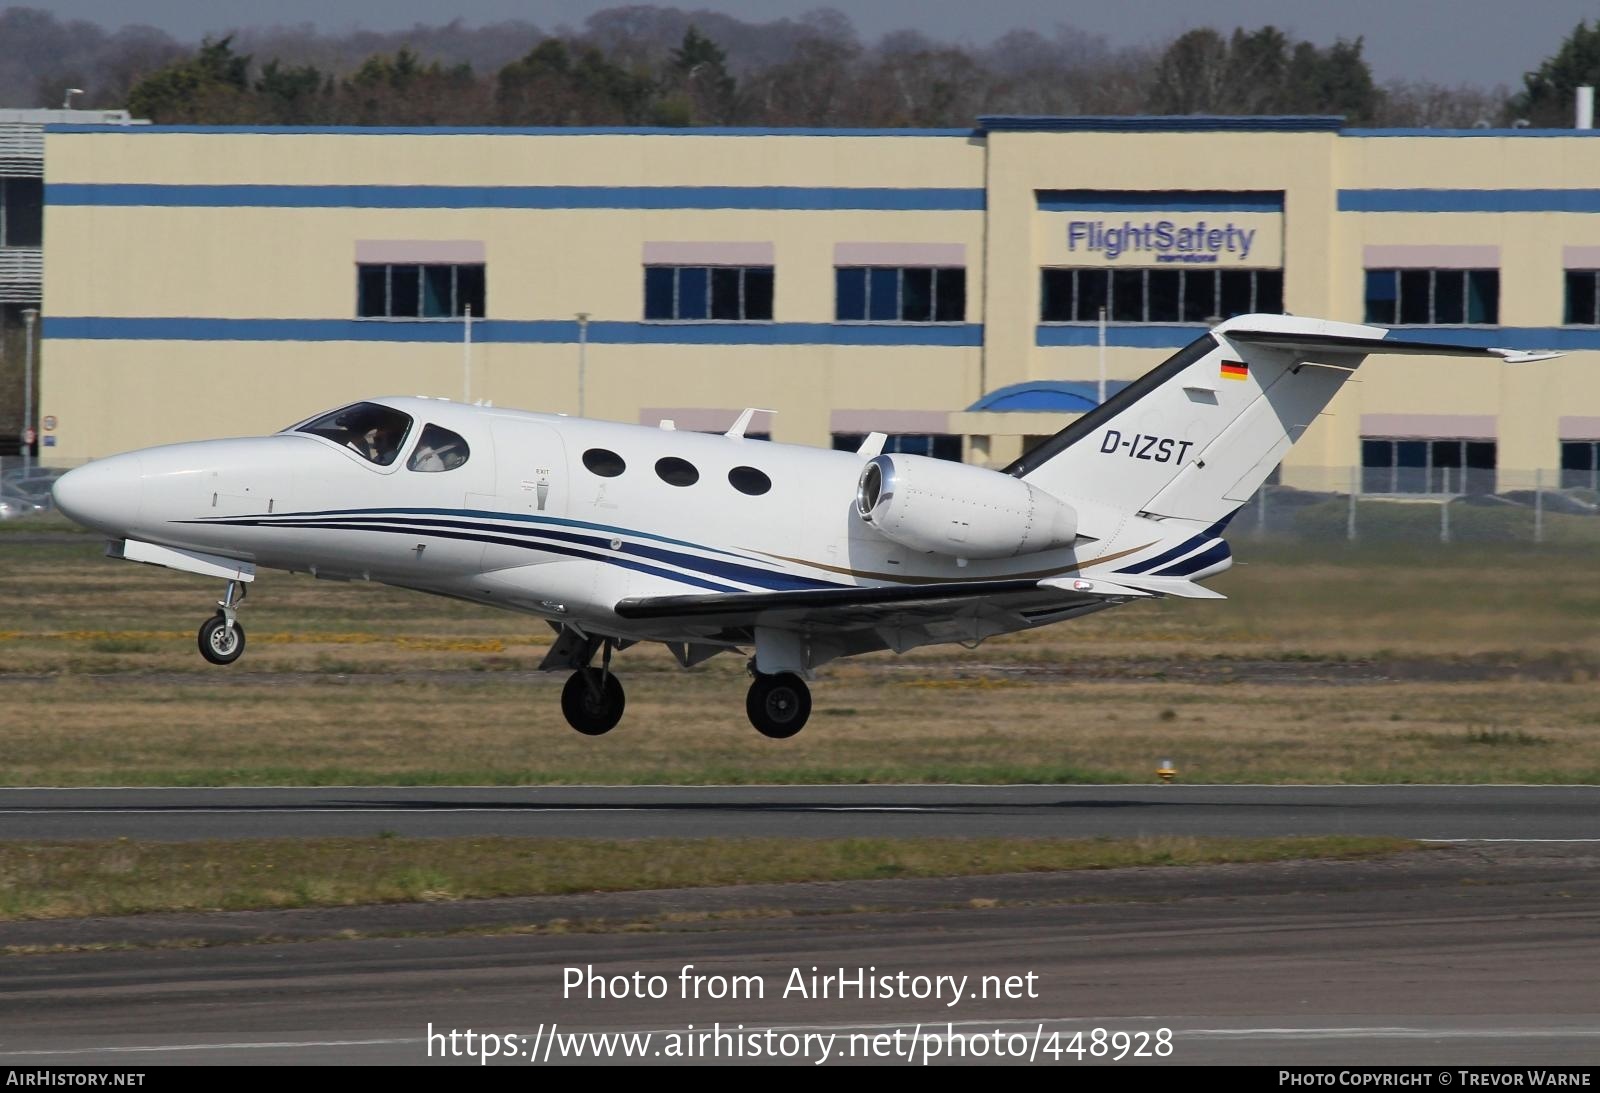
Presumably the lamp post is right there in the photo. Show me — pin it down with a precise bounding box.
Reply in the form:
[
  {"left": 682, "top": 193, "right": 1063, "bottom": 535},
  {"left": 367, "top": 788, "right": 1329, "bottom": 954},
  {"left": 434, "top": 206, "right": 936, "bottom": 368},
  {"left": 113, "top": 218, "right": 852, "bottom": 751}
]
[
  {"left": 575, "top": 312, "right": 590, "bottom": 418},
  {"left": 21, "top": 307, "right": 38, "bottom": 474}
]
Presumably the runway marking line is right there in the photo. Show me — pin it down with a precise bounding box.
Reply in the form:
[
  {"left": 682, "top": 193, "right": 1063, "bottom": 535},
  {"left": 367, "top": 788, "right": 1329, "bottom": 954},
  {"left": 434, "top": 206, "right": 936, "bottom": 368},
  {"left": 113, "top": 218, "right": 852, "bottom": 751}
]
[
  {"left": 3, "top": 783, "right": 1600, "bottom": 791},
  {"left": 6, "top": 1021, "right": 1600, "bottom": 1058}
]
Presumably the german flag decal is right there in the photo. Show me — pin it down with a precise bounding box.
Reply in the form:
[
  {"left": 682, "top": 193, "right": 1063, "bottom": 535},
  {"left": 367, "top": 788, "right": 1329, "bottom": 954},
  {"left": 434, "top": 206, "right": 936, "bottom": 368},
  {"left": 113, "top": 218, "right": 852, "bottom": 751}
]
[{"left": 1220, "top": 360, "right": 1249, "bottom": 381}]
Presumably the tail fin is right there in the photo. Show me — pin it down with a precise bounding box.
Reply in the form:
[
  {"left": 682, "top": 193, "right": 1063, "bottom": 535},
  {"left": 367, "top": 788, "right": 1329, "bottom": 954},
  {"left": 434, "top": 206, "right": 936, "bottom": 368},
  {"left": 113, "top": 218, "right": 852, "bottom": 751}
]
[{"left": 1008, "top": 314, "right": 1554, "bottom": 525}]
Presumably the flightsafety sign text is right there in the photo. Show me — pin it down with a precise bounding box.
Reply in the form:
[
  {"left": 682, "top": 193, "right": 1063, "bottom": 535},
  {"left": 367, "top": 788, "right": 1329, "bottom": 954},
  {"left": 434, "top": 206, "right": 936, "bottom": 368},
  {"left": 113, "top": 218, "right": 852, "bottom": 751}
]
[{"left": 1068, "top": 219, "right": 1256, "bottom": 263}]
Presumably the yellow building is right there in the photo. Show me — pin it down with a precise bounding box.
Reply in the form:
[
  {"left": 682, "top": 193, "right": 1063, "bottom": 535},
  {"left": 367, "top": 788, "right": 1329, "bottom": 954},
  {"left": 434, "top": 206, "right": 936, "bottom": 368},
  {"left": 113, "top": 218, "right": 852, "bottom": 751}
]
[{"left": 37, "top": 116, "right": 1600, "bottom": 494}]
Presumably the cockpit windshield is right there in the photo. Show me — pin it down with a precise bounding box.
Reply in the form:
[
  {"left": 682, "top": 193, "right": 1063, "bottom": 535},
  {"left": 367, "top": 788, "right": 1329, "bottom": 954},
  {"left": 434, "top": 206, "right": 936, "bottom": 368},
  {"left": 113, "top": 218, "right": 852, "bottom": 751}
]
[
  {"left": 407, "top": 423, "right": 470, "bottom": 472},
  {"left": 295, "top": 402, "right": 414, "bottom": 466}
]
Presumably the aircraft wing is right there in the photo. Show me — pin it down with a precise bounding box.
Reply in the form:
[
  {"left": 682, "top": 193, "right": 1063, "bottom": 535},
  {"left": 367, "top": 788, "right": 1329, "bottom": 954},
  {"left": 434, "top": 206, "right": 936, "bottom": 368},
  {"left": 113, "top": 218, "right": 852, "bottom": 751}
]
[{"left": 612, "top": 575, "right": 1204, "bottom": 654}]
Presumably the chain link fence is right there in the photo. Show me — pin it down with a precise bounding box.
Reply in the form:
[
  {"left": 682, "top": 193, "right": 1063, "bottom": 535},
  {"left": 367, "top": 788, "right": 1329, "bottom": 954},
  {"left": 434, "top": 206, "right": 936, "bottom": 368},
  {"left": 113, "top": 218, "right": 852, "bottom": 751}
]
[{"left": 1243, "top": 467, "right": 1599, "bottom": 546}]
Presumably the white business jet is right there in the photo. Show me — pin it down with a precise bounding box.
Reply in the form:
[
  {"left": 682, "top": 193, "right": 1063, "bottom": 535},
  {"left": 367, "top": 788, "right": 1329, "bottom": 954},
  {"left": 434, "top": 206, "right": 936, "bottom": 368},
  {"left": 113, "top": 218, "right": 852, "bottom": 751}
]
[{"left": 51, "top": 314, "right": 1552, "bottom": 738}]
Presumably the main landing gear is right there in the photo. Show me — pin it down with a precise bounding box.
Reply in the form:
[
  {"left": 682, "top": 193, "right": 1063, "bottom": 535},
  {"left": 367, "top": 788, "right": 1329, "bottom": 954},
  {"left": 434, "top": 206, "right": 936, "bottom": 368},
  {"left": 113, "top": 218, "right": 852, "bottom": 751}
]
[
  {"left": 746, "top": 669, "right": 812, "bottom": 739},
  {"left": 560, "top": 638, "right": 626, "bottom": 735},
  {"left": 197, "top": 579, "right": 247, "bottom": 666},
  {"left": 546, "top": 627, "right": 813, "bottom": 739}
]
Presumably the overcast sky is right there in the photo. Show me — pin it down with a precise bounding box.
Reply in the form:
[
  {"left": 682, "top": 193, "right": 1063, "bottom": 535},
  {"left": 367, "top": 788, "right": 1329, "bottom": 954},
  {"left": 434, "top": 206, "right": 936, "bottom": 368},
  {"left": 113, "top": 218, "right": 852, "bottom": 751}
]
[{"left": 34, "top": 0, "right": 1600, "bottom": 88}]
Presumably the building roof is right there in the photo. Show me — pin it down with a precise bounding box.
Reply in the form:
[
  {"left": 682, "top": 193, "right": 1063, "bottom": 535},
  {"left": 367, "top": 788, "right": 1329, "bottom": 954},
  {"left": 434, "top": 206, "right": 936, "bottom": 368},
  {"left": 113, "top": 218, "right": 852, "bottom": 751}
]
[{"left": 968, "top": 380, "right": 1132, "bottom": 413}]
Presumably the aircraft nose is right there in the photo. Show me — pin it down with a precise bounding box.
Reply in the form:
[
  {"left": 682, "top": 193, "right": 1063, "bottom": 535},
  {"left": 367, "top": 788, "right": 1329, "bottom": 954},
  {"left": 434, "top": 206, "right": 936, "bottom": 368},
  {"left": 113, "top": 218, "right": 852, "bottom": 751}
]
[{"left": 52, "top": 454, "right": 144, "bottom": 535}]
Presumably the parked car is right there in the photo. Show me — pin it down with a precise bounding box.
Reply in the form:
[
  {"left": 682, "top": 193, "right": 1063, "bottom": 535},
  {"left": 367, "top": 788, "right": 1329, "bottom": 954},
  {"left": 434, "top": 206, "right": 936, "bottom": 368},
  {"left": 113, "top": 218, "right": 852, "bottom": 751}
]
[{"left": 0, "top": 490, "right": 47, "bottom": 519}]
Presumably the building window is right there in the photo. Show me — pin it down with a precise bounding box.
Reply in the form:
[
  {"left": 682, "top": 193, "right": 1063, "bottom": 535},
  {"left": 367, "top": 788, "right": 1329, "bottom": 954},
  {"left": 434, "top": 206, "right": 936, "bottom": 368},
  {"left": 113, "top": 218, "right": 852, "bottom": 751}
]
[
  {"left": 831, "top": 433, "right": 963, "bottom": 461},
  {"left": 1363, "top": 269, "right": 1498, "bottom": 326},
  {"left": 1561, "top": 441, "right": 1600, "bottom": 489},
  {"left": 1361, "top": 437, "right": 1496, "bottom": 495},
  {"left": 1565, "top": 271, "right": 1600, "bottom": 325},
  {"left": 357, "top": 263, "right": 485, "bottom": 319},
  {"left": 836, "top": 267, "right": 965, "bottom": 322},
  {"left": 644, "top": 265, "right": 773, "bottom": 321},
  {"left": 0, "top": 178, "right": 42, "bottom": 248},
  {"left": 1039, "top": 268, "right": 1281, "bottom": 323}
]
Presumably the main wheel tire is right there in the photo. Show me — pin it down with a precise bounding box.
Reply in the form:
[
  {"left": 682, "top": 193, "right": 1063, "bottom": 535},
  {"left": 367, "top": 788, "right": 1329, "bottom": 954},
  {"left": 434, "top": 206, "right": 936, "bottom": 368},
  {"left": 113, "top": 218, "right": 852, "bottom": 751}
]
[
  {"left": 746, "top": 672, "right": 811, "bottom": 739},
  {"left": 561, "top": 668, "right": 626, "bottom": 736},
  {"left": 198, "top": 614, "right": 246, "bottom": 665}
]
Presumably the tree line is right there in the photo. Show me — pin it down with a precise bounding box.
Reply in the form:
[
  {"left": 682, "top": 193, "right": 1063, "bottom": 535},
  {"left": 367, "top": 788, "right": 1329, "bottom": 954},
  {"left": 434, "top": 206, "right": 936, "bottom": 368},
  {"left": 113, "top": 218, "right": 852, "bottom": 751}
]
[{"left": 3, "top": 4, "right": 1596, "bottom": 129}]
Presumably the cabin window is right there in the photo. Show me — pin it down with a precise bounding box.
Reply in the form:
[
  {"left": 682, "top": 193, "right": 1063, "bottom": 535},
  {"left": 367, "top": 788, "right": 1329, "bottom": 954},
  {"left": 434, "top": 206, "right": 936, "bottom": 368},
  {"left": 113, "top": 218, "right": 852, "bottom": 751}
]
[
  {"left": 407, "top": 423, "right": 470, "bottom": 472},
  {"left": 728, "top": 466, "right": 772, "bottom": 495},
  {"left": 655, "top": 456, "right": 700, "bottom": 486},
  {"left": 296, "top": 402, "right": 414, "bottom": 466},
  {"left": 582, "top": 448, "right": 626, "bottom": 477}
]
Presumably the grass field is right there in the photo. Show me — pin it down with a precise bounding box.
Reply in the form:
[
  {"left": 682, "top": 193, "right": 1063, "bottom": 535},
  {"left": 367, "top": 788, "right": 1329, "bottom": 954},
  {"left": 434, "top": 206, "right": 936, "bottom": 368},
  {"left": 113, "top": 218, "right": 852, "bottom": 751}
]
[
  {"left": 0, "top": 835, "right": 1413, "bottom": 922},
  {"left": 3, "top": 529, "right": 1600, "bottom": 785}
]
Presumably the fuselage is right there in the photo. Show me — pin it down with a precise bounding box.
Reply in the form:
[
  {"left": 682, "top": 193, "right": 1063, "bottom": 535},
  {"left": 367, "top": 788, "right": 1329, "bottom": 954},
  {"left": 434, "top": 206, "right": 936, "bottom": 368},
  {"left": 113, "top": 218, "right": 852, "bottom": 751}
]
[{"left": 52, "top": 396, "right": 1166, "bottom": 647}]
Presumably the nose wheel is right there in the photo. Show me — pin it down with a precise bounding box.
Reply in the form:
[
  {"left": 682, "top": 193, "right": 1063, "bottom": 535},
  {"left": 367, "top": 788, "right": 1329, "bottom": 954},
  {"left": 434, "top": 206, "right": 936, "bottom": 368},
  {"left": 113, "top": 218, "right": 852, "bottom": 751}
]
[
  {"left": 746, "top": 672, "right": 811, "bottom": 738},
  {"left": 198, "top": 613, "right": 246, "bottom": 665},
  {"left": 197, "top": 579, "right": 248, "bottom": 666}
]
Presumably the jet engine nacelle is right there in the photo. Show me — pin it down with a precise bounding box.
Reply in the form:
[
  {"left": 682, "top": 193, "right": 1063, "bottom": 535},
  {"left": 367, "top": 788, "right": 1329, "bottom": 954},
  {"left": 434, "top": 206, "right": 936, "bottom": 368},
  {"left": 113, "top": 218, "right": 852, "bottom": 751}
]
[{"left": 854, "top": 453, "right": 1079, "bottom": 558}]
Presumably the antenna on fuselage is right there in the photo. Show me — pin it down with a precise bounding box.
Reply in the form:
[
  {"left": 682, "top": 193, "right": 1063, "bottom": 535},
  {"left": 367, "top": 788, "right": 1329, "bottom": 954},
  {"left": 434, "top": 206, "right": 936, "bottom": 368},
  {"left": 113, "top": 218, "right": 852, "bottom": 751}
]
[
  {"left": 856, "top": 432, "right": 887, "bottom": 458},
  {"left": 725, "top": 408, "right": 774, "bottom": 439}
]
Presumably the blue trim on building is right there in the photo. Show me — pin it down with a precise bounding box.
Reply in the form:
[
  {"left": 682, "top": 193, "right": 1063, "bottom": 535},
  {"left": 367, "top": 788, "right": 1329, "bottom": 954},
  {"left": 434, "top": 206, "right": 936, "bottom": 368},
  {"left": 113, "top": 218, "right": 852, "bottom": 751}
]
[
  {"left": 46, "top": 182, "right": 986, "bottom": 212},
  {"left": 45, "top": 123, "right": 977, "bottom": 138},
  {"left": 1037, "top": 189, "right": 1284, "bottom": 213},
  {"left": 44, "top": 316, "right": 984, "bottom": 347},
  {"left": 1036, "top": 324, "right": 1210, "bottom": 349},
  {"left": 981, "top": 115, "right": 1344, "bottom": 133},
  {"left": 967, "top": 380, "right": 1131, "bottom": 412},
  {"left": 1339, "top": 189, "right": 1600, "bottom": 213}
]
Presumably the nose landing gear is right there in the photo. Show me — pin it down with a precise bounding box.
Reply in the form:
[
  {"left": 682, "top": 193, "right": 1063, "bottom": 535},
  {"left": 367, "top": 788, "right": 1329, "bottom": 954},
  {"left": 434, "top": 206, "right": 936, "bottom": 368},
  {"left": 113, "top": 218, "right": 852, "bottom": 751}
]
[{"left": 197, "top": 579, "right": 247, "bottom": 666}]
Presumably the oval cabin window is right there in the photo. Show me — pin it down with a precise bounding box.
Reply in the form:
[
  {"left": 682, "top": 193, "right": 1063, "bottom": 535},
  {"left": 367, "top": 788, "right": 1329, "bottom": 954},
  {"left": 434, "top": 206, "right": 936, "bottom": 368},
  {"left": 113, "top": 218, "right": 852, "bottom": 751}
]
[
  {"left": 582, "top": 448, "right": 626, "bottom": 477},
  {"left": 728, "top": 466, "right": 771, "bottom": 495},
  {"left": 655, "top": 456, "right": 700, "bottom": 487}
]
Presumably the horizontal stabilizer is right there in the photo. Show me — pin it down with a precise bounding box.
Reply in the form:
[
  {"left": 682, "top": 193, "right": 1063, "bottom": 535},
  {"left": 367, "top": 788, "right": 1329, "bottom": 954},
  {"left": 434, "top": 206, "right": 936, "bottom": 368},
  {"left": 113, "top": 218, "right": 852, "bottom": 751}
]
[
  {"left": 1038, "top": 574, "right": 1225, "bottom": 600},
  {"left": 1226, "top": 329, "right": 1562, "bottom": 365}
]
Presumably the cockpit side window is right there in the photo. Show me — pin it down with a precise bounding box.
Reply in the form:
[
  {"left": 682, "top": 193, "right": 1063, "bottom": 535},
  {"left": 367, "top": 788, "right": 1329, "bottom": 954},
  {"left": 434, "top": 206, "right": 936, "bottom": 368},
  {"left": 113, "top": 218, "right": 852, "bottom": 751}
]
[
  {"left": 295, "top": 402, "right": 414, "bottom": 466},
  {"left": 407, "top": 423, "right": 471, "bottom": 473}
]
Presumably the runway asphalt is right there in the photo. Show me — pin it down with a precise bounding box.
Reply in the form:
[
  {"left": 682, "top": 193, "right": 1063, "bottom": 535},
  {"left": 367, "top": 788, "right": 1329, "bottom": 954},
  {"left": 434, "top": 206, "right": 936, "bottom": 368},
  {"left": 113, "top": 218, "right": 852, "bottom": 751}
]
[
  {"left": 0, "top": 784, "right": 1596, "bottom": 840},
  {"left": 1, "top": 843, "right": 1596, "bottom": 1066},
  {"left": 3, "top": 786, "right": 1597, "bottom": 1067}
]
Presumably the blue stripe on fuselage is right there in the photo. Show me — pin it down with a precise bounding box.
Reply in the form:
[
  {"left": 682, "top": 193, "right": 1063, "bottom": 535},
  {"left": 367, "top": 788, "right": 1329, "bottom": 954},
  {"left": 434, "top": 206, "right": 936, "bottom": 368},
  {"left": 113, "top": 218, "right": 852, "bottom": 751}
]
[
  {"left": 231, "top": 519, "right": 741, "bottom": 593},
  {"left": 1113, "top": 511, "right": 1238, "bottom": 575},
  {"left": 1152, "top": 539, "right": 1233, "bottom": 577},
  {"left": 188, "top": 508, "right": 841, "bottom": 592}
]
